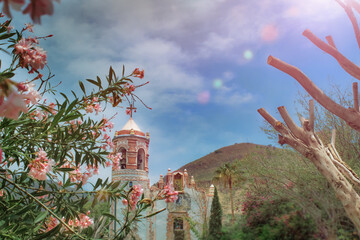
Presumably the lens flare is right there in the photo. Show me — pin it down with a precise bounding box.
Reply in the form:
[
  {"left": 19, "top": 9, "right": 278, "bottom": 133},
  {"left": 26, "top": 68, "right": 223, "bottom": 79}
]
[
  {"left": 213, "top": 79, "right": 223, "bottom": 89},
  {"left": 197, "top": 91, "right": 210, "bottom": 104},
  {"left": 261, "top": 24, "right": 279, "bottom": 42},
  {"left": 243, "top": 50, "right": 253, "bottom": 60}
]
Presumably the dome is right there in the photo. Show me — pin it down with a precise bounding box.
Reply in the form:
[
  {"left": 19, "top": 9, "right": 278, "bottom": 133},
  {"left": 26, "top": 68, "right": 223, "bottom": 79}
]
[
  {"left": 115, "top": 117, "right": 145, "bottom": 137},
  {"left": 122, "top": 117, "right": 141, "bottom": 131}
]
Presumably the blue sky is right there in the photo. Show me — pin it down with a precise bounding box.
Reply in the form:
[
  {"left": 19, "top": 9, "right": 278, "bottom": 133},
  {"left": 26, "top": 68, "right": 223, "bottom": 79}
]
[{"left": 5, "top": 0, "right": 360, "bottom": 184}]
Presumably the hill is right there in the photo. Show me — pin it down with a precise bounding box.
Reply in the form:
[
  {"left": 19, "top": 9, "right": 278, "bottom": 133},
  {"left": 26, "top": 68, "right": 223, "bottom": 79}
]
[{"left": 176, "top": 142, "right": 274, "bottom": 186}]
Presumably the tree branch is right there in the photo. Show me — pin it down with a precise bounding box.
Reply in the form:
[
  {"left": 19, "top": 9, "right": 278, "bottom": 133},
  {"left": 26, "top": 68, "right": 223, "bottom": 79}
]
[
  {"left": 336, "top": 0, "right": 360, "bottom": 49},
  {"left": 303, "top": 29, "right": 360, "bottom": 80},
  {"left": 267, "top": 55, "right": 360, "bottom": 131}
]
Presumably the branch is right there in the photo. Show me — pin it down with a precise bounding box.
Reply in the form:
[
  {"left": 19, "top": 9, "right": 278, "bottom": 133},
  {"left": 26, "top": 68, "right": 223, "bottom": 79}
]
[
  {"left": 278, "top": 106, "right": 307, "bottom": 141},
  {"left": 303, "top": 29, "right": 360, "bottom": 80},
  {"left": 309, "top": 99, "right": 315, "bottom": 131},
  {"left": 354, "top": 82, "right": 359, "bottom": 111},
  {"left": 336, "top": 0, "right": 360, "bottom": 49},
  {"left": 267, "top": 55, "right": 360, "bottom": 131}
]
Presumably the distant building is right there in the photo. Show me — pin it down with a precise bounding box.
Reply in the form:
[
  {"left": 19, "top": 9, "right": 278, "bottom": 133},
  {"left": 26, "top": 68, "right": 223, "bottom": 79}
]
[{"left": 111, "top": 116, "right": 214, "bottom": 240}]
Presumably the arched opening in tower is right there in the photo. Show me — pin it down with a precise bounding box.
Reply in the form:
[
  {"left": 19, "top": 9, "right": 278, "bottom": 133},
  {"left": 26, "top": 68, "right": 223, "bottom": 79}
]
[
  {"left": 119, "top": 148, "right": 127, "bottom": 169},
  {"left": 173, "top": 217, "right": 184, "bottom": 240},
  {"left": 137, "top": 148, "right": 145, "bottom": 170},
  {"left": 174, "top": 173, "right": 183, "bottom": 192}
]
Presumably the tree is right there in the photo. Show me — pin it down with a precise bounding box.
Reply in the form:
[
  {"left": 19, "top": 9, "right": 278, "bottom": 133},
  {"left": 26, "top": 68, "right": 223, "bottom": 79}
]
[
  {"left": 213, "top": 163, "right": 236, "bottom": 223},
  {"left": 0, "top": 17, "right": 176, "bottom": 239},
  {"left": 258, "top": 0, "right": 360, "bottom": 233},
  {"left": 209, "top": 187, "right": 222, "bottom": 240}
]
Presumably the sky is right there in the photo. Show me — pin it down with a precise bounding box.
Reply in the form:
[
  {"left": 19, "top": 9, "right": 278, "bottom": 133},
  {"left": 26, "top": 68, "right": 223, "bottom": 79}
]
[{"left": 4, "top": 0, "right": 360, "bottom": 184}]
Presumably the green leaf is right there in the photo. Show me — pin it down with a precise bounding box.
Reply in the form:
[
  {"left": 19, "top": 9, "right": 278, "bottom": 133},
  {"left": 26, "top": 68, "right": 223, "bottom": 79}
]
[
  {"left": 111, "top": 181, "right": 121, "bottom": 190},
  {"left": 94, "top": 178, "right": 102, "bottom": 190},
  {"left": 86, "top": 78, "right": 100, "bottom": 87},
  {"left": 34, "top": 211, "right": 48, "bottom": 223},
  {"left": 33, "top": 224, "right": 61, "bottom": 239},
  {"left": 79, "top": 80, "right": 86, "bottom": 94},
  {"left": 57, "top": 168, "right": 75, "bottom": 172},
  {"left": 103, "top": 213, "right": 118, "bottom": 222},
  {"left": 50, "top": 102, "right": 66, "bottom": 128},
  {"left": 0, "top": 71, "right": 14, "bottom": 79},
  {"left": 0, "top": 32, "right": 15, "bottom": 40},
  {"left": 64, "top": 99, "right": 78, "bottom": 115}
]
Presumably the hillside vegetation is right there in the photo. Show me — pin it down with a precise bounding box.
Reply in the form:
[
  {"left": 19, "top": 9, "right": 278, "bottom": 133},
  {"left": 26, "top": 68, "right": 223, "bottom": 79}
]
[{"left": 177, "top": 143, "right": 274, "bottom": 186}]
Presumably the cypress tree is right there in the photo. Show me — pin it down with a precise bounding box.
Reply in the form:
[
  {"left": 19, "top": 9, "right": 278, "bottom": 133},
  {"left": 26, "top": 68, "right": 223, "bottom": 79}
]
[{"left": 209, "top": 187, "right": 222, "bottom": 239}]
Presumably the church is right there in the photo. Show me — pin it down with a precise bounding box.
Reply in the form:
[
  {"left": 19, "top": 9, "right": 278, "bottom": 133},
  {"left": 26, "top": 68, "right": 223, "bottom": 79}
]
[{"left": 110, "top": 113, "right": 214, "bottom": 240}]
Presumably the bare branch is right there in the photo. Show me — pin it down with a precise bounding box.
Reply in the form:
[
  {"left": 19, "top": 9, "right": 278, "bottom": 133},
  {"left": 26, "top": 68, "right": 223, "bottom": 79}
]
[
  {"left": 349, "top": 0, "right": 360, "bottom": 15},
  {"left": 278, "top": 106, "right": 306, "bottom": 141},
  {"left": 327, "top": 144, "right": 360, "bottom": 188},
  {"left": 267, "top": 55, "right": 360, "bottom": 131},
  {"left": 354, "top": 82, "right": 359, "bottom": 111},
  {"left": 303, "top": 29, "right": 360, "bottom": 80},
  {"left": 325, "top": 35, "right": 337, "bottom": 48},
  {"left": 331, "top": 129, "right": 336, "bottom": 147},
  {"left": 336, "top": 0, "right": 360, "bottom": 49},
  {"left": 308, "top": 100, "right": 314, "bottom": 131}
]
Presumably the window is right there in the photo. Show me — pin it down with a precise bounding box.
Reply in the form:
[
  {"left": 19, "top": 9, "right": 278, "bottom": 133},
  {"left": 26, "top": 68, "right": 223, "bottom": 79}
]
[
  {"left": 173, "top": 218, "right": 183, "bottom": 230},
  {"left": 174, "top": 173, "right": 183, "bottom": 192},
  {"left": 137, "top": 148, "right": 145, "bottom": 170},
  {"left": 119, "top": 148, "right": 126, "bottom": 169},
  {"left": 173, "top": 217, "right": 184, "bottom": 240}
]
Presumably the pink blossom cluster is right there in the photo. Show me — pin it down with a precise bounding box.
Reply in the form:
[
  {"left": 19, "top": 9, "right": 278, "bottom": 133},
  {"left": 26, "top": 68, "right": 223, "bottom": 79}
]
[
  {"left": 44, "top": 216, "right": 58, "bottom": 232},
  {"left": 28, "top": 149, "right": 55, "bottom": 180},
  {"left": 2, "top": 0, "right": 60, "bottom": 24},
  {"left": 124, "top": 84, "right": 136, "bottom": 95},
  {"left": 131, "top": 68, "right": 144, "bottom": 79},
  {"left": 15, "top": 37, "right": 47, "bottom": 72},
  {"left": 99, "top": 117, "right": 114, "bottom": 132},
  {"left": 60, "top": 162, "right": 97, "bottom": 186},
  {"left": 159, "top": 184, "right": 178, "bottom": 203},
  {"left": 84, "top": 97, "right": 101, "bottom": 115},
  {"left": 28, "top": 100, "right": 56, "bottom": 121},
  {"left": 0, "top": 91, "right": 34, "bottom": 119},
  {"left": 62, "top": 211, "right": 93, "bottom": 229},
  {"left": 107, "top": 152, "right": 122, "bottom": 171},
  {"left": 0, "top": 189, "right": 4, "bottom": 197},
  {"left": 122, "top": 184, "right": 144, "bottom": 210}
]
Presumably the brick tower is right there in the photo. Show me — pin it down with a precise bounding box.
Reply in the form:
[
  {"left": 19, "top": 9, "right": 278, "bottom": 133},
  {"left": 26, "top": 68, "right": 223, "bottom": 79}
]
[{"left": 111, "top": 112, "right": 150, "bottom": 239}]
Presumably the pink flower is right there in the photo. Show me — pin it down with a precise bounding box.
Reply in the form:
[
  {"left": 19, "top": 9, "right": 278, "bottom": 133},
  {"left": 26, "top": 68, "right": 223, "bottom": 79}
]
[
  {"left": 28, "top": 149, "right": 54, "bottom": 180},
  {"left": 122, "top": 199, "right": 128, "bottom": 206},
  {"left": 15, "top": 38, "right": 32, "bottom": 55},
  {"left": 132, "top": 68, "right": 144, "bottom": 79},
  {"left": 0, "top": 189, "right": 4, "bottom": 197},
  {"left": 22, "top": 0, "right": 55, "bottom": 24},
  {"left": 1, "top": 0, "right": 25, "bottom": 18},
  {"left": 45, "top": 216, "right": 58, "bottom": 232},
  {"left": 0, "top": 92, "right": 28, "bottom": 119},
  {"left": 24, "top": 22, "right": 33, "bottom": 32},
  {"left": 128, "top": 184, "right": 144, "bottom": 209},
  {"left": 85, "top": 105, "right": 93, "bottom": 113},
  {"left": 6, "top": 25, "right": 13, "bottom": 32},
  {"left": 93, "top": 103, "right": 101, "bottom": 115},
  {"left": 161, "top": 184, "right": 178, "bottom": 203}
]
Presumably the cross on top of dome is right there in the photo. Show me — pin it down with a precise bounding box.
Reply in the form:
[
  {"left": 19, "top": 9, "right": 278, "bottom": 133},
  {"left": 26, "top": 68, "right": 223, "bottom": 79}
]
[{"left": 126, "top": 104, "right": 137, "bottom": 118}]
